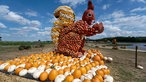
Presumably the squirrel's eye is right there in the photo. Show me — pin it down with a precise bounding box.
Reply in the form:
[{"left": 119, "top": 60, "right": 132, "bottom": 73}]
[
  {"left": 87, "top": 13, "right": 92, "bottom": 17},
  {"left": 55, "top": 15, "right": 59, "bottom": 18}
]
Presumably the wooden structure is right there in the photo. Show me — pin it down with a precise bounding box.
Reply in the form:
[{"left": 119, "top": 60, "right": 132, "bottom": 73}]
[{"left": 0, "top": 36, "right": 2, "bottom": 41}]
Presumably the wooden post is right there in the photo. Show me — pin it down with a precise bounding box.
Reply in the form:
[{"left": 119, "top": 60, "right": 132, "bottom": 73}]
[{"left": 135, "top": 46, "right": 138, "bottom": 68}]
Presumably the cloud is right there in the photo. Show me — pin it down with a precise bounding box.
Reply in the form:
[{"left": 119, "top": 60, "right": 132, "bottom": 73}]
[
  {"left": 102, "top": 4, "right": 110, "bottom": 10},
  {"left": 99, "top": 10, "right": 125, "bottom": 21},
  {"left": 48, "top": 17, "right": 57, "bottom": 23},
  {"left": 0, "top": 22, "right": 7, "bottom": 28},
  {"left": 130, "top": 0, "right": 146, "bottom": 3},
  {"left": 97, "top": 10, "right": 146, "bottom": 38},
  {"left": 0, "top": 5, "right": 9, "bottom": 15},
  {"left": 0, "top": 5, "right": 41, "bottom": 26},
  {"left": 59, "top": 0, "right": 86, "bottom": 7},
  {"left": 29, "top": 20, "right": 41, "bottom": 27},
  {"left": 5, "top": 12, "right": 30, "bottom": 25},
  {"left": 25, "top": 9, "right": 38, "bottom": 17},
  {"left": 130, "top": 7, "right": 146, "bottom": 12},
  {"left": 37, "top": 27, "right": 51, "bottom": 36}
]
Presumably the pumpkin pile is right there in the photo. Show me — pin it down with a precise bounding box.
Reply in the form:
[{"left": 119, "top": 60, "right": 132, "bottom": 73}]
[{"left": 0, "top": 49, "right": 113, "bottom": 82}]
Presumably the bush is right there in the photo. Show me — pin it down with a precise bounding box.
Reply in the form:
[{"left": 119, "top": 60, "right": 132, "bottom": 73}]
[{"left": 18, "top": 45, "right": 31, "bottom": 50}]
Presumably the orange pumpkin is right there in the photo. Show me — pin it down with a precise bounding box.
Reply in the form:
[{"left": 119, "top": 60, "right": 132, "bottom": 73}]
[
  {"left": 102, "top": 69, "right": 110, "bottom": 75},
  {"left": 91, "top": 62, "right": 96, "bottom": 67},
  {"left": 85, "top": 65, "right": 90, "bottom": 71},
  {"left": 70, "top": 65, "right": 77, "bottom": 71},
  {"left": 4, "top": 64, "right": 11, "bottom": 71},
  {"left": 0, "top": 61, "right": 3, "bottom": 65},
  {"left": 79, "top": 67, "right": 87, "bottom": 75},
  {"left": 58, "top": 69, "right": 64, "bottom": 74},
  {"left": 64, "top": 67, "right": 70, "bottom": 73},
  {"left": 73, "top": 69, "right": 81, "bottom": 78},
  {"left": 48, "top": 69, "right": 58, "bottom": 81},
  {"left": 65, "top": 75, "right": 74, "bottom": 82},
  {"left": 91, "top": 77, "right": 100, "bottom": 82},
  {"left": 98, "top": 53, "right": 104, "bottom": 59},
  {"left": 25, "top": 62, "right": 32, "bottom": 70},
  {"left": 39, "top": 71, "right": 48, "bottom": 81},
  {"left": 15, "top": 67, "right": 24, "bottom": 75},
  {"left": 99, "top": 60, "right": 104, "bottom": 65},
  {"left": 93, "top": 55, "right": 101, "bottom": 61},
  {"left": 94, "top": 75, "right": 103, "bottom": 82},
  {"left": 32, "top": 62, "right": 39, "bottom": 68},
  {"left": 83, "top": 79, "right": 91, "bottom": 82},
  {"left": 96, "top": 70, "right": 104, "bottom": 77}
]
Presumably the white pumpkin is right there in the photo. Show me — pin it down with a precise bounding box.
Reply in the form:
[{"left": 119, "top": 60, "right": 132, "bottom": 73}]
[
  {"left": 80, "top": 55, "right": 86, "bottom": 61},
  {"left": 64, "top": 71, "right": 71, "bottom": 77},
  {"left": 33, "top": 70, "right": 43, "bottom": 79},
  {"left": 15, "top": 64, "right": 25, "bottom": 69},
  {"left": 28, "top": 67, "right": 37, "bottom": 74},
  {"left": 137, "top": 65, "right": 144, "bottom": 70},
  {"left": 55, "top": 66, "right": 61, "bottom": 70},
  {"left": 45, "top": 68, "right": 52, "bottom": 74},
  {"left": 80, "top": 74, "right": 92, "bottom": 81},
  {"left": 54, "top": 74, "right": 65, "bottom": 82},
  {"left": 107, "top": 57, "right": 113, "bottom": 62},
  {"left": 88, "top": 70, "right": 96, "bottom": 76},
  {"left": 19, "top": 69, "right": 27, "bottom": 76},
  {"left": 70, "top": 69, "right": 75, "bottom": 74},
  {"left": 7, "top": 65, "right": 16, "bottom": 72},
  {"left": 103, "top": 57, "right": 108, "bottom": 61},
  {"left": 104, "top": 75, "right": 113, "bottom": 82},
  {"left": 0, "top": 63, "right": 9, "bottom": 70},
  {"left": 37, "top": 65, "right": 46, "bottom": 71}
]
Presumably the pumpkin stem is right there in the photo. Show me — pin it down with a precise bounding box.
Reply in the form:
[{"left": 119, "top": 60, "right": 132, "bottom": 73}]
[{"left": 50, "top": 65, "right": 55, "bottom": 69}]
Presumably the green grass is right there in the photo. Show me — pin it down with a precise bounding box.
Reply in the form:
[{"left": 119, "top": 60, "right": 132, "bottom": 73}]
[{"left": 0, "top": 41, "right": 52, "bottom": 46}]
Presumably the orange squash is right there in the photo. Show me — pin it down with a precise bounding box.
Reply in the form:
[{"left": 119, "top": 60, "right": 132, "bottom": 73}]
[
  {"left": 58, "top": 69, "right": 64, "bottom": 74},
  {"left": 15, "top": 67, "right": 24, "bottom": 75},
  {"left": 70, "top": 65, "right": 77, "bottom": 71},
  {"left": 79, "top": 67, "right": 87, "bottom": 75},
  {"left": 93, "top": 55, "right": 101, "bottom": 61},
  {"left": 48, "top": 69, "right": 58, "bottom": 81},
  {"left": 83, "top": 79, "right": 91, "bottom": 82},
  {"left": 64, "top": 67, "right": 70, "bottom": 73},
  {"left": 91, "top": 77, "right": 100, "bottom": 82},
  {"left": 39, "top": 71, "right": 48, "bottom": 81},
  {"left": 73, "top": 69, "right": 81, "bottom": 78},
  {"left": 65, "top": 75, "right": 74, "bottom": 82},
  {"left": 99, "top": 60, "right": 104, "bottom": 65},
  {"left": 25, "top": 62, "right": 32, "bottom": 70},
  {"left": 94, "top": 75, "right": 103, "bottom": 82},
  {"left": 4, "top": 64, "right": 11, "bottom": 71},
  {"left": 96, "top": 70, "right": 104, "bottom": 77}
]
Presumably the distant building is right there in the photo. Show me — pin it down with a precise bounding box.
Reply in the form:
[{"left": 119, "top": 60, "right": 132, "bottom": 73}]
[{"left": 0, "top": 36, "right": 2, "bottom": 41}]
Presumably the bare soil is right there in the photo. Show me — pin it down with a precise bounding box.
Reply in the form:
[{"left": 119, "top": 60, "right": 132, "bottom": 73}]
[{"left": 0, "top": 42, "right": 146, "bottom": 82}]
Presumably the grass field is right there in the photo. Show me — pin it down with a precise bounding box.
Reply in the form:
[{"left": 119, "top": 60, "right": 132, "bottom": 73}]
[{"left": 0, "top": 42, "right": 146, "bottom": 82}]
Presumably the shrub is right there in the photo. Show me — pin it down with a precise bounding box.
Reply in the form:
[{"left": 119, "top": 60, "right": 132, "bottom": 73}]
[{"left": 18, "top": 45, "right": 31, "bottom": 50}]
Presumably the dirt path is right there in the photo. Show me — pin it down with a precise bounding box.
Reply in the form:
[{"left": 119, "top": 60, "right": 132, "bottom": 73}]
[{"left": 0, "top": 43, "right": 146, "bottom": 82}]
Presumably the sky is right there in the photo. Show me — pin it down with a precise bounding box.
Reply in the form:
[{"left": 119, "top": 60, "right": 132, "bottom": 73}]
[{"left": 0, "top": 0, "right": 146, "bottom": 41}]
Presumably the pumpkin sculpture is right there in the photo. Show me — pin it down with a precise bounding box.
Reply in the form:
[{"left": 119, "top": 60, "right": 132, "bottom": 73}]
[{"left": 56, "top": 0, "right": 104, "bottom": 57}]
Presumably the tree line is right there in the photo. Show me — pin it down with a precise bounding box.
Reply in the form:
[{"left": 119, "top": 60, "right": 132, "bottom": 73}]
[{"left": 94, "top": 36, "right": 146, "bottom": 42}]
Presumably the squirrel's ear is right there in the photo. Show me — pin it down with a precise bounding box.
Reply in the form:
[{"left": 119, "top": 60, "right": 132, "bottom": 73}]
[{"left": 88, "top": 0, "right": 94, "bottom": 10}]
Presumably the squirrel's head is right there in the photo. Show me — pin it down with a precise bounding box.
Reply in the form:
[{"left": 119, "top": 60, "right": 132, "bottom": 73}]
[{"left": 82, "top": 0, "right": 95, "bottom": 25}]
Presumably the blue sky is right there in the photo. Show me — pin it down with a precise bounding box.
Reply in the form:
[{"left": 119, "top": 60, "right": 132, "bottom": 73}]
[{"left": 0, "top": 0, "right": 146, "bottom": 41}]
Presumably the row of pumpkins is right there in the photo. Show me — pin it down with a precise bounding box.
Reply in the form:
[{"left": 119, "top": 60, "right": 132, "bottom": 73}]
[{"left": 0, "top": 49, "right": 113, "bottom": 82}]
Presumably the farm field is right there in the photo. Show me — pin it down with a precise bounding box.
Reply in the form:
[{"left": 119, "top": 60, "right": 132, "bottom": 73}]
[{"left": 0, "top": 42, "right": 146, "bottom": 82}]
